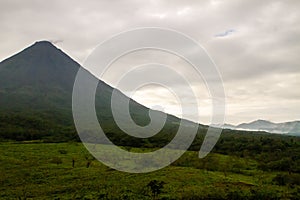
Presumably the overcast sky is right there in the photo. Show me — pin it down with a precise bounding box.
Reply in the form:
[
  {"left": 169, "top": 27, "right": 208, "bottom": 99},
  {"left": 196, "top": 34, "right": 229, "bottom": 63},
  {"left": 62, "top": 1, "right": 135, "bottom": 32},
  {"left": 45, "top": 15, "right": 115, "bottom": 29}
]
[{"left": 0, "top": 0, "right": 299, "bottom": 125}]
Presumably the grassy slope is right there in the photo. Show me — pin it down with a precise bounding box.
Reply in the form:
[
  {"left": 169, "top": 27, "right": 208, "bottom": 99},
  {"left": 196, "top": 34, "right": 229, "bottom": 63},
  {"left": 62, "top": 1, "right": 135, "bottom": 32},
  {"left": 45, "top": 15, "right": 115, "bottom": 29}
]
[{"left": 0, "top": 142, "right": 295, "bottom": 199}]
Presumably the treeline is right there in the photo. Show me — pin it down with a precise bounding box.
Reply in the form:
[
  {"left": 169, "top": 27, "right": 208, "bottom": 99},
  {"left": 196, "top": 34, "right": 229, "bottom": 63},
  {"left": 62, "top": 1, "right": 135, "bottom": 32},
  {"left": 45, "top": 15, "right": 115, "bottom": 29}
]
[
  {"left": 0, "top": 113, "right": 78, "bottom": 142},
  {"left": 211, "top": 130, "right": 300, "bottom": 173},
  {"left": 1, "top": 113, "right": 300, "bottom": 174}
]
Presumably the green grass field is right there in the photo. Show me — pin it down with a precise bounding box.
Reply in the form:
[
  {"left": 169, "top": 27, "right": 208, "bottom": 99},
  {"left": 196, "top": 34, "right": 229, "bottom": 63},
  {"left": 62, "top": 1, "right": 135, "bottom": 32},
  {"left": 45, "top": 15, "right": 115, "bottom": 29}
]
[{"left": 0, "top": 142, "right": 298, "bottom": 199}]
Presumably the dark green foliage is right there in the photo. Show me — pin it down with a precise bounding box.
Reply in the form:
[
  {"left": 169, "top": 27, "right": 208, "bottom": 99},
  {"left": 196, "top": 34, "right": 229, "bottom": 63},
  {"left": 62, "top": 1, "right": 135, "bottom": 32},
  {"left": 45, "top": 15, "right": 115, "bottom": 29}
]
[
  {"left": 146, "top": 180, "right": 165, "bottom": 198},
  {"left": 273, "top": 174, "right": 300, "bottom": 186},
  {"left": 212, "top": 131, "right": 300, "bottom": 173}
]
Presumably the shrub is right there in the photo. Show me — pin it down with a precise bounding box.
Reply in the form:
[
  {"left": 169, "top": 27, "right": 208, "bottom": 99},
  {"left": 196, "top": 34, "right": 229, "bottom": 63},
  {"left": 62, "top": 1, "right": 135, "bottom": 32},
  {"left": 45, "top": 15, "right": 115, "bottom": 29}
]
[
  {"left": 146, "top": 180, "right": 165, "bottom": 199},
  {"left": 50, "top": 157, "right": 62, "bottom": 165}
]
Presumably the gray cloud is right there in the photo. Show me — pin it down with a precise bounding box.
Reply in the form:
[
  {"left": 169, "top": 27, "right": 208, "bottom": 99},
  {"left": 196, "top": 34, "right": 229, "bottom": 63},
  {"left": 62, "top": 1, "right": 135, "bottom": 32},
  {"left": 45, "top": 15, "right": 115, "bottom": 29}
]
[
  {"left": 214, "top": 29, "right": 236, "bottom": 37},
  {"left": 0, "top": 0, "right": 299, "bottom": 124}
]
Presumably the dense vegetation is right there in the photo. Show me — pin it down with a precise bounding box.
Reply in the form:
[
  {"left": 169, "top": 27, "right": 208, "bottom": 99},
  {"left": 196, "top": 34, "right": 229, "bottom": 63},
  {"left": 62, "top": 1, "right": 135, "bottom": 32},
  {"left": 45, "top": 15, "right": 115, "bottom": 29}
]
[
  {"left": 1, "top": 111, "right": 300, "bottom": 175},
  {"left": 1, "top": 141, "right": 300, "bottom": 199},
  {"left": 1, "top": 126, "right": 300, "bottom": 199}
]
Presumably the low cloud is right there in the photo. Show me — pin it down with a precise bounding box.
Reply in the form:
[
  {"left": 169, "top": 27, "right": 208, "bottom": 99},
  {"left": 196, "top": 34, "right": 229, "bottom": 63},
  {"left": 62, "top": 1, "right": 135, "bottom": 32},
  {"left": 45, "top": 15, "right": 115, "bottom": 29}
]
[{"left": 0, "top": 0, "right": 299, "bottom": 124}]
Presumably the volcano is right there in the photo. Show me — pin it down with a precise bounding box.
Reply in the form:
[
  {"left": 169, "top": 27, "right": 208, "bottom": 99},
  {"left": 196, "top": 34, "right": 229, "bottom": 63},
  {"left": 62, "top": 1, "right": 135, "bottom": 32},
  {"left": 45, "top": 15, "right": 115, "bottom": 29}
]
[{"left": 0, "top": 41, "right": 187, "bottom": 142}]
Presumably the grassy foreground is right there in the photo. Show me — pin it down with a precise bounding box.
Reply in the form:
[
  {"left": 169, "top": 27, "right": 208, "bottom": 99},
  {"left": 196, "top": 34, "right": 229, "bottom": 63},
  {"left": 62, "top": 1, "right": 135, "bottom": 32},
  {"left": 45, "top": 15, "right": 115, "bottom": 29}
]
[{"left": 0, "top": 142, "right": 299, "bottom": 199}]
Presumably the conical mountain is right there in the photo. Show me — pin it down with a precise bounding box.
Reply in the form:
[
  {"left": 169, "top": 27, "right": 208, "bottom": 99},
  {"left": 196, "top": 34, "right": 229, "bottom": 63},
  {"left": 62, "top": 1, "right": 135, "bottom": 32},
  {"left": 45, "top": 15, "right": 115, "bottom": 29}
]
[
  {"left": 0, "top": 41, "right": 77, "bottom": 87},
  {"left": 0, "top": 41, "right": 79, "bottom": 112},
  {"left": 0, "top": 41, "right": 183, "bottom": 142}
]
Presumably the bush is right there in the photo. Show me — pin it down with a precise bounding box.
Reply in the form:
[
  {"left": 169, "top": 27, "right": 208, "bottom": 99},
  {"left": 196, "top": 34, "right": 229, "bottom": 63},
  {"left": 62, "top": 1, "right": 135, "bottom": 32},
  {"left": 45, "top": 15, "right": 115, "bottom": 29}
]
[
  {"left": 146, "top": 180, "right": 165, "bottom": 199},
  {"left": 50, "top": 157, "right": 62, "bottom": 165}
]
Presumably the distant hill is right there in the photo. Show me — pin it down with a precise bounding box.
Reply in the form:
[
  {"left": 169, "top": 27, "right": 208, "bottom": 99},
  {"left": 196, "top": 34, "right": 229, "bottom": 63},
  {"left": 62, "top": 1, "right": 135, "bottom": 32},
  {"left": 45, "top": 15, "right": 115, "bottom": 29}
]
[
  {"left": 222, "top": 120, "right": 300, "bottom": 136},
  {"left": 0, "top": 41, "right": 187, "bottom": 142}
]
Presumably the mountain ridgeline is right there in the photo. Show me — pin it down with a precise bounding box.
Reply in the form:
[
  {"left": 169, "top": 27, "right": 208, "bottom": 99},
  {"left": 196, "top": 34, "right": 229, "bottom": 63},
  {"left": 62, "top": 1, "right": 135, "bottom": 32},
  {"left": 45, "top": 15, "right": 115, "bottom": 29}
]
[
  {"left": 223, "top": 120, "right": 300, "bottom": 136},
  {"left": 0, "top": 41, "right": 299, "bottom": 150},
  {"left": 0, "top": 41, "right": 195, "bottom": 144}
]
